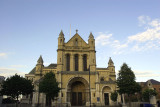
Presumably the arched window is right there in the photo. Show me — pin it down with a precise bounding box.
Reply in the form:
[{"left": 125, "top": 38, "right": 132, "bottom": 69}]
[
  {"left": 83, "top": 54, "right": 87, "bottom": 71},
  {"left": 66, "top": 54, "right": 70, "bottom": 71},
  {"left": 75, "top": 54, "right": 79, "bottom": 71}
]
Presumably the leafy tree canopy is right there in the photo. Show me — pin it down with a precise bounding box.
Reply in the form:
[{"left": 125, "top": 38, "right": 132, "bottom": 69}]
[
  {"left": 142, "top": 88, "right": 157, "bottom": 102},
  {"left": 0, "top": 74, "right": 34, "bottom": 100},
  {"left": 39, "top": 72, "right": 60, "bottom": 100},
  {"left": 117, "top": 63, "right": 141, "bottom": 95}
]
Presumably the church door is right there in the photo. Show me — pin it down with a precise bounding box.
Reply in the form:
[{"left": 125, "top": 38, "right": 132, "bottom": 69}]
[
  {"left": 104, "top": 93, "right": 109, "bottom": 105},
  {"left": 72, "top": 92, "right": 77, "bottom": 106},
  {"left": 71, "top": 81, "right": 85, "bottom": 106},
  {"left": 78, "top": 92, "right": 82, "bottom": 105}
]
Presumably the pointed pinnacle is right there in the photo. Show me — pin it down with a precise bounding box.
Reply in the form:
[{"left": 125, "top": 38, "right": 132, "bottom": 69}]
[
  {"left": 59, "top": 30, "right": 64, "bottom": 37},
  {"left": 89, "top": 32, "right": 94, "bottom": 38},
  {"left": 108, "top": 57, "right": 113, "bottom": 64},
  {"left": 37, "top": 55, "right": 43, "bottom": 63}
]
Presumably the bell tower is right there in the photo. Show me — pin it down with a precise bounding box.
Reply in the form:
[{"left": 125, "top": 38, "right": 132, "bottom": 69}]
[
  {"left": 57, "top": 30, "right": 65, "bottom": 71},
  {"left": 108, "top": 57, "right": 115, "bottom": 72},
  {"left": 108, "top": 57, "right": 116, "bottom": 81},
  {"left": 88, "top": 32, "right": 96, "bottom": 71},
  {"left": 35, "top": 55, "right": 44, "bottom": 79}
]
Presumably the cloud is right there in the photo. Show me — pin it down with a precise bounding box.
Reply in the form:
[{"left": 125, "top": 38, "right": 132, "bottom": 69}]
[
  {"left": 0, "top": 53, "right": 8, "bottom": 58},
  {"left": 138, "top": 15, "right": 151, "bottom": 26},
  {"left": 149, "top": 19, "right": 160, "bottom": 27},
  {"left": 134, "top": 70, "right": 160, "bottom": 78},
  {"left": 95, "top": 33, "right": 112, "bottom": 46},
  {"left": 44, "top": 62, "right": 50, "bottom": 66},
  {"left": 0, "top": 67, "right": 26, "bottom": 77},
  {"left": 95, "top": 16, "right": 160, "bottom": 54},
  {"left": 128, "top": 17, "right": 160, "bottom": 52},
  {"left": 10, "top": 65, "right": 27, "bottom": 68},
  {"left": 128, "top": 29, "right": 160, "bottom": 43}
]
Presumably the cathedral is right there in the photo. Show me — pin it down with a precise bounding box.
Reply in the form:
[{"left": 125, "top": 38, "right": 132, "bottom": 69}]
[{"left": 25, "top": 30, "right": 117, "bottom": 106}]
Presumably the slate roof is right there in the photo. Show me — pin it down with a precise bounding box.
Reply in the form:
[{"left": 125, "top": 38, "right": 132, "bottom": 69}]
[
  {"left": 28, "top": 63, "right": 57, "bottom": 74},
  {"left": 29, "top": 67, "right": 36, "bottom": 74},
  {"left": 45, "top": 63, "right": 57, "bottom": 69},
  {"left": 149, "top": 79, "right": 160, "bottom": 85}
]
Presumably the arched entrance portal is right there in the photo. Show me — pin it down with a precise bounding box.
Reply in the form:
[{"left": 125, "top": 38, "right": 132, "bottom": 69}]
[
  {"left": 67, "top": 77, "right": 89, "bottom": 106},
  {"left": 102, "top": 86, "right": 112, "bottom": 106}
]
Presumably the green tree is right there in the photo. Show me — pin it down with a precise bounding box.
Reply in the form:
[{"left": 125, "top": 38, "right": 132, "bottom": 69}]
[
  {"left": 142, "top": 88, "right": 157, "bottom": 102},
  {"left": 39, "top": 72, "right": 60, "bottom": 106},
  {"left": 111, "top": 91, "right": 118, "bottom": 102},
  {"left": 0, "top": 74, "right": 34, "bottom": 106},
  {"left": 116, "top": 63, "right": 141, "bottom": 106}
]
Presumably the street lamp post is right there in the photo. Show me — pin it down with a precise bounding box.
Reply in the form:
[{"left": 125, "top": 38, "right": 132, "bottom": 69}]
[{"left": 89, "top": 65, "right": 91, "bottom": 107}]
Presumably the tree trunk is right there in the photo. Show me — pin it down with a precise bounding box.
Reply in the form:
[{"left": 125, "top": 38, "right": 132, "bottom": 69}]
[
  {"left": 128, "top": 94, "right": 131, "bottom": 107},
  {"left": 16, "top": 96, "right": 18, "bottom": 107},
  {"left": 48, "top": 96, "right": 51, "bottom": 107}
]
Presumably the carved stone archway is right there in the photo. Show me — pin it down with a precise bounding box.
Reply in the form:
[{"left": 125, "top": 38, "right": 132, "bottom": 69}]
[
  {"left": 102, "top": 86, "right": 112, "bottom": 106},
  {"left": 67, "top": 77, "right": 89, "bottom": 106}
]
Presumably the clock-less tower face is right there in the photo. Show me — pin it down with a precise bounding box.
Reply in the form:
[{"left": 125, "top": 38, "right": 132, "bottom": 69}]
[{"left": 57, "top": 31, "right": 96, "bottom": 72}]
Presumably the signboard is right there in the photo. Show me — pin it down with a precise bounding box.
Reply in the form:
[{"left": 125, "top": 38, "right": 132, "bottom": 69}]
[{"left": 97, "top": 97, "right": 100, "bottom": 101}]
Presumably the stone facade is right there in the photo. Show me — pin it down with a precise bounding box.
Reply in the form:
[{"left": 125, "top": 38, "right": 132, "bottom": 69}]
[{"left": 25, "top": 30, "right": 117, "bottom": 106}]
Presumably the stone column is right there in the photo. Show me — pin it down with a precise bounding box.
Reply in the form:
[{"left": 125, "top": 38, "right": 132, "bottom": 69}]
[
  {"left": 150, "top": 96, "right": 157, "bottom": 107},
  {"left": 70, "top": 54, "right": 74, "bottom": 71},
  {"left": 58, "top": 72, "right": 62, "bottom": 105},
  {"left": 32, "top": 92, "right": 36, "bottom": 107},
  {"left": 64, "top": 55, "right": 66, "bottom": 71},
  {"left": 122, "top": 94, "right": 127, "bottom": 107},
  {"left": 87, "top": 54, "right": 89, "bottom": 70},
  {"left": 96, "top": 73, "right": 100, "bottom": 106},
  {"left": 42, "top": 93, "right": 46, "bottom": 107},
  {"left": 79, "top": 54, "right": 83, "bottom": 71}
]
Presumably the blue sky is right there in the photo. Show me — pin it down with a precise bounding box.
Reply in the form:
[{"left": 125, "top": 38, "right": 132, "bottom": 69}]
[{"left": 0, "top": 0, "right": 160, "bottom": 82}]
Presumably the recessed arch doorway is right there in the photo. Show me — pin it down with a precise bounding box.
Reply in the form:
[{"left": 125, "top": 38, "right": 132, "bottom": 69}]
[
  {"left": 102, "top": 86, "right": 112, "bottom": 106},
  {"left": 67, "top": 77, "right": 89, "bottom": 106}
]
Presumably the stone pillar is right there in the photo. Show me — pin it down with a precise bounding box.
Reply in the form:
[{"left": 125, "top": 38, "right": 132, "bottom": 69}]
[
  {"left": 64, "top": 55, "right": 66, "bottom": 71},
  {"left": 150, "top": 96, "right": 157, "bottom": 107},
  {"left": 79, "top": 54, "right": 83, "bottom": 71},
  {"left": 32, "top": 92, "right": 36, "bottom": 107},
  {"left": 96, "top": 73, "right": 100, "bottom": 106},
  {"left": 70, "top": 54, "right": 74, "bottom": 71},
  {"left": 58, "top": 72, "right": 62, "bottom": 105},
  {"left": 122, "top": 94, "right": 127, "bottom": 107},
  {"left": 87, "top": 54, "right": 89, "bottom": 70},
  {"left": 42, "top": 94, "right": 46, "bottom": 107}
]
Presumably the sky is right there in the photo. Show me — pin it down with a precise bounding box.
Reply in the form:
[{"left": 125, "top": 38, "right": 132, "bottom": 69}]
[{"left": 0, "top": 0, "right": 160, "bottom": 82}]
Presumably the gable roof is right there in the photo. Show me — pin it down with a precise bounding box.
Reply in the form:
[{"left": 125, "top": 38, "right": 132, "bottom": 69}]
[
  {"left": 149, "top": 79, "right": 160, "bottom": 85},
  {"left": 65, "top": 33, "right": 88, "bottom": 46}
]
